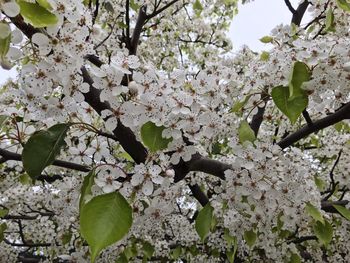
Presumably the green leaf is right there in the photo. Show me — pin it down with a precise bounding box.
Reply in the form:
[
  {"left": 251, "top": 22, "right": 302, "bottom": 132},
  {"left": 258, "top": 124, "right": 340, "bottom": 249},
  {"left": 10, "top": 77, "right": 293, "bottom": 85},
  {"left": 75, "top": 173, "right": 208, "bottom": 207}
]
[
  {"left": 0, "top": 208, "right": 9, "bottom": 218},
  {"left": 142, "top": 241, "right": 155, "bottom": 260},
  {"left": 36, "top": 0, "right": 52, "bottom": 10},
  {"left": 130, "top": 0, "right": 140, "bottom": 11},
  {"left": 0, "top": 223, "right": 7, "bottom": 242},
  {"left": 271, "top": 85, "right": 308, "bottom": 124},
  {"left": 313, "top": 219, "right": 333, "bottom": 246},
  {"left": 115, "top": 253, "right": 128, "bottom": 263},
  {"left": 0, "top": 31, "right": 11, "bottom": 59},
  {"left": 17, "top": 0, "right": 58, "bottom": 28},
  {"left": 193, "top": 0, "right": 203, "bottom": 16},
  {"left": 288, "top": 61, "right": 311, "bottom": 98},
  {"left": 260, "top": 51, "right": 270, "bottom": 61},
  {"left": 290, "top": 253, "right": 301, "bottom": 263},
  {"left": 305, "top": 202, "right": 324, "bottom": 224},
  {"left": 22, "top": 123, "right": 70, "bottom": 179},
  {"left": 224, "top": 229, "right": 237, "bottom": 263},
  {"left": 230, "top": 95, "right": 251, "bottom": 113},
  {"left": 80, "top": 192, "right": 132, "bottom": 262},
  {"left": 171, "top": 246, "right": 182, "bottom": 259},
  {"left": 238, "top": 120, "right": 256, "bottom": 144},
  {"left": 61, "top": 231, "right": 72, "bottom": 245},
  {"left": 333, "top": 204, "right": 350, "bottom": 220},
  {"left": 0, "top": 115, "right": 8, "bottom": 128},
  {"left": 337, "top": 0, "right": 350, "bottom": 12},
  {"left": 325, "top": 8, "right": 335, "bottom": 32},
  {"left": 314, "top": 176, "right": 326, "bottom": 191},
  {"left": 79, "top": 170, "right": 95, "bottom": 211},
  {"left": 243, "top": 229, "right": 257, "bottom": 248},
  {"left": 140, "top": 121, "right": 172, "bottom": 152},
  {"left": 195, "top": 203, "right": 214, "bottom": 242},
  {"left": 259, "top": 36, "right": 273, "bottom": 43}
]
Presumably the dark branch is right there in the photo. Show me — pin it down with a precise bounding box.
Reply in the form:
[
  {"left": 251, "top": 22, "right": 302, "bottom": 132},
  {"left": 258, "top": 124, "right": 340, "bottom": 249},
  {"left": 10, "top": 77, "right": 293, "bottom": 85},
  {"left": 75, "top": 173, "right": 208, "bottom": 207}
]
[
  {"left": 321, "top": 200, "right": 349, "bottom": 213},
  {"left": 146, "top": 0, "right": 179, "bottom": 19},
  {"left": 277, "top": 102, "right": 350, "bottom": 149},
  {"left": 188, "top": 154, "right": 231, "bottom": 180},
  {"left": 130, "top": 5, "right": 148, "bottom": 55},
  {"left": 284, "top": 0, "right": 297, "bottom": 14},
  {"left": 189, "top": 184, "right": 209, "bottom": 206},
  {"left": 0, "top": 148, "right": 90, "bottom": 173},
  {"left": 291, "top": 0, "right": 309, "bottom": 26}
]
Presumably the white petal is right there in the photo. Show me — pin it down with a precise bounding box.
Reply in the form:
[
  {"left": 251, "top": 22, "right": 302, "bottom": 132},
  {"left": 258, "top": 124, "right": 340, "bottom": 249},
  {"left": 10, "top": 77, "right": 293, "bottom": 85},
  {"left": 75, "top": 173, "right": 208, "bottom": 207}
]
[
  {"left": 142, "top": 180, "right": 153, "bottom": 196},
  {"left": 3, "top": 2, "right": 20, "bottom": 17},
  {"left": 32, "top": 33, "right": 50, "bottom": 46}
]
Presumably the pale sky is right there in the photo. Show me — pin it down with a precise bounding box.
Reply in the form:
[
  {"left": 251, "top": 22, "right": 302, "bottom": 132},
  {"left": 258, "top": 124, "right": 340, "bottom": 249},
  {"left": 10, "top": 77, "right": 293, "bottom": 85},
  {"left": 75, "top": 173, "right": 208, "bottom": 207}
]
[{"left": 0, "top": 0, "right": 308, "bottom": 84}]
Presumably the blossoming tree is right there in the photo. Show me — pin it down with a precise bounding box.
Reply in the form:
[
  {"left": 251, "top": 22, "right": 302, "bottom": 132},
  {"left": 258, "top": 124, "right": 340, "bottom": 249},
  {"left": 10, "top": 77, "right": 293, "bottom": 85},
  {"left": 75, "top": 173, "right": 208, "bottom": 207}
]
[{"left": 0, "top": 0, "right": 350, "bottom": 262}]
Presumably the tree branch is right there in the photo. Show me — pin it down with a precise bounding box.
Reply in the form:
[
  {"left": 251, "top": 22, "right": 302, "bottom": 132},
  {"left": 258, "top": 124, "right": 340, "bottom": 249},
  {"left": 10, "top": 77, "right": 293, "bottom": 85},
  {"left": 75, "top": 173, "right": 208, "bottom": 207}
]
[
  {"left": 146, "top": 0, "right": 179, "bottom": 19},
  {"left": 284, "top": 0, "right": 297, "bottom": 14},
  {"left": 130, "top": 5, "right": 148, "bottom": 55},
  {"left": 291, "top": 0, "right": 309, "bottom": 26},
  {"left": 277, "top": 102, "right": 350, "bottom": 149},
  {"left": 189, "top": 184, "right": 209, "bottom": 206},
  {"left": 0, "top": 148, "right": 90, "bottom": 173}
]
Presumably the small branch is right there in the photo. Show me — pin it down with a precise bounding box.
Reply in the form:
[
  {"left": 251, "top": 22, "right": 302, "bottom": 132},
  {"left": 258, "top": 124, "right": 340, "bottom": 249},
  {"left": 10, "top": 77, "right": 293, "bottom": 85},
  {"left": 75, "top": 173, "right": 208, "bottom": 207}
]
[
  {"left": 291, "top": 0, "right": 310, "bottom": 26},
  {"left": 289, "top": 235, "right": 317, "bottom": 244},
  {"left": 0, "top": 148, "right": 90, "bottom": 173},
  {"left": 146, "top": 0, "right": 179, "bottom": 19},
  {"left": 277, "top": 102, "right": 350, "bottom": 149},
  {"left": 125, "top": 0, "right": 131, "bottom": 48},
  {"left": 321, "top": 200, "right": 349, "bottom": 213},
  {"left": 130, "top": 5, "right": 148, "bottom": 55},
  {"left": 188, "top": 154, "right": 231, "bottom": 180},
  {"left": 302, "top": 109, "right": 313, "bottom": 126},
  {"left": 189, "top": 184, "right": 209, "bottom": 207},
  {"left": 3, "top": 239, "right": 51, "bottom": 247},
  {"left": 284, "top": 0, "right": 297, "bottom": 14}
]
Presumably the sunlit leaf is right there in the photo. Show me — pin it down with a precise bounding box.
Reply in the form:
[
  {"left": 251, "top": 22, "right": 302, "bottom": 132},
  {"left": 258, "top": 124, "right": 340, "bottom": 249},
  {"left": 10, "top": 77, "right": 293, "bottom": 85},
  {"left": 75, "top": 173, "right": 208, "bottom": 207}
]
[
  {"left": 313, "top": 219, "right": 333, "bottom": 246},
  {"left": 333, "top": 204, "right": 350, "bottom": 221},
  {"left": 243, "top": 229, "right": 257, "bottom": 248},
  {"left": 238, "top": 120, "right": 256, "bottom": 144},
  {"left": 80, "top": 192, "right": 132, "bottom": 262},
  {"left": 305, "top": 202, "right": 324, "bottom": 224},
  {"left": 17, "top": 0, "right": 58, "bottom": 28},
  {"left": 140, "top": 121, "right": 172, "bottom": 152},
  {"left": 195, "top": 203, "right": 214, "bottom": 242}
]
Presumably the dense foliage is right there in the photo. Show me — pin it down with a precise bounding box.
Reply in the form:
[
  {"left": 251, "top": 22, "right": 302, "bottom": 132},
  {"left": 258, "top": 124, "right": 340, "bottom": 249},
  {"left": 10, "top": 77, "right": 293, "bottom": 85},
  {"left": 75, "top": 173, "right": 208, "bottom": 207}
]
[{"left": 0, "top": 0, "right": 350, "bottom": 262}]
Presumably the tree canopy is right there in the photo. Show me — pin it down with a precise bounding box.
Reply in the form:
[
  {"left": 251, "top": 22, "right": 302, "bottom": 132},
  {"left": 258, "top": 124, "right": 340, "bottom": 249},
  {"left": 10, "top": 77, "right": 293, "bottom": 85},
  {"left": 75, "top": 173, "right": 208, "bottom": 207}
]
[{"left": 0, "top": 0, "right": 350, "bottom": 262}]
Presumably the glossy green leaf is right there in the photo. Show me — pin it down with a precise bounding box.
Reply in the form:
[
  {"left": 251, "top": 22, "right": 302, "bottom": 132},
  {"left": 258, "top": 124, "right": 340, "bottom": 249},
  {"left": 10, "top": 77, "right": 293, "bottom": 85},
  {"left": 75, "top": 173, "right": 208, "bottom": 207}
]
[
  {"left": 195, "top": 203, "right": 214, "bottom": 242},
  {"left": 0, "top": 223, "right": 7, "bottom": 242},
  {"left": 0, "top": 31, "right": 11, "bottom": 59},
  {"left": 333, "top": 204, "right": 350, "bottom": 220},
  {"left": 0, "top": 208, "right": 9, "bottom": 218},
  {"left": 79, "top": 170, "right": 95, "bottom": 211},
  {"left": 142, "top": 241, "right": 155, "bottom": 260},
  {"left": 224, "top": 229, "right": 237, "bottom": 263},
  {"left": 22, "top": 124, "right": 70, "bottom": 179},
  {"left": 260, "top": 51, "right": 270, "bottom": 61},
  {"left": 337, "top": 0, "right": 350, "bottom": 12},
  {"left": 0, "top": 115, "right": 8, "bottom": 128},
  {"left": 36, "top": 0, "right": 52, "bottom": 10},
  {"left": 193, "top": 0, "right": 203, "bottom": 16},
  {"left": 325, "top": 8, "right": 335, "bottom": 32},
  {"left": 314, "top": 176, "right": 326, "bottom": 191},
  {"left": 259, "top": 36, "right": 273, "bottom": 43},
  {"left": 17, "top": 0, "right": 58, "bottom": 28},
  {"left": 140, "top": 121, "right": 172, "bottom": 152},
  {"left": 171, "top": 246, "right": 182, "bottom": 259},
  {"left": 313, "top": 220, "right": 333, "bottom": 246},
  {"left": 271, "top": 85, "right": 308, "bottom": 124},
  {"left": 80, "top": 192, "right": 132, "bottom": 262},
  {"left": 288, "top": 61, "right": 311, "bottom": 98},
  {"left": 230, "top": 94, "right": 251, "bottom": 113},
  {"left": 238, "top": 120, "right": 256, "bottom": 144},
  {"left": 290, "top": 253, "right": 301, "bottom": 263},
  {"left": 243, "top": 229, "right": 257, "bottom": 248},
  {"left": 305, "top": 202, "right": 324, "bottom": 224},
  {"left": 61, "top": 231, "right": 72, "bottom": 245}
]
